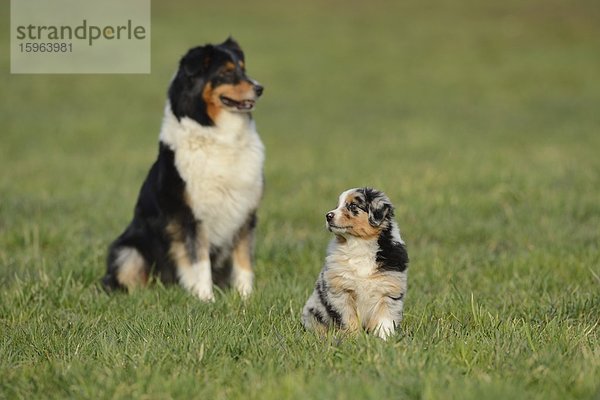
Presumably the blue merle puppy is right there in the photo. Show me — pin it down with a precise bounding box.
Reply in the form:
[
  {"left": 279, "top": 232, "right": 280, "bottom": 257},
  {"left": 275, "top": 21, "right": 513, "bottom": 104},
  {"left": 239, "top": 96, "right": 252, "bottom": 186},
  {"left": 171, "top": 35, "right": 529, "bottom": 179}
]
[{"left": 302, "top": 188, "right": 409, "bottom": 340}]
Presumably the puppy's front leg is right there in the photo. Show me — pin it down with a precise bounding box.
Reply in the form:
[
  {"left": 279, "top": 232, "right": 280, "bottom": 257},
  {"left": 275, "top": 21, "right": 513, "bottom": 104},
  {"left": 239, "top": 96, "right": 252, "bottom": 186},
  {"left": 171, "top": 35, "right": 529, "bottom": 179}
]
[
  {"left": 302, "top": 283, "right": 358, "bottom": 333},
  {"left": 368, "top": 296, "right": 404, "bottom": 340},
  {"left": 231, "top": 213, "right": 257, "bottom": 299},
  {"left": 169, "top": 220, "right": 214, "bottom": 302}
]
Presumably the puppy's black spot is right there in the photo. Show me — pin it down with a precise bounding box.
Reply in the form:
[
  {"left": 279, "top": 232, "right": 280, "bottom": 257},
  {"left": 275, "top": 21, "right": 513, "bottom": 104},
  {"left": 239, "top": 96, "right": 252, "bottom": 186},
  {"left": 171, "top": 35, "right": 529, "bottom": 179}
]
[
  {"left": 376, "top": 225, "right": 409, "bottom": 272},
  {"left": 316, "top": 277, "right": 343, "bottom": 327},
  {"left": 372, "top": 209, "right": 383, "bottom": 221},
  {"left": 346, "top": 203, "right": 360, "bottom": 216},
  {"left": 354, "top": 196, "right": 368, "bottom": 212},
  {"left": 308, "top": 307, "right": 326, "bottom": 325}
]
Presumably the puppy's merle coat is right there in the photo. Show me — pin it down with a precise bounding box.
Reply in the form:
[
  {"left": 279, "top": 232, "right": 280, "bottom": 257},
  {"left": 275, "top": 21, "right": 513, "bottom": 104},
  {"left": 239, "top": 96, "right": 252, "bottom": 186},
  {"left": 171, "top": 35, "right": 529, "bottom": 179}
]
[
  {"left": 302, "top": 188, "right": 409, "bottom": 339},
  {"left": 103, "top": 38, "right": 264, "bottom": 301}
]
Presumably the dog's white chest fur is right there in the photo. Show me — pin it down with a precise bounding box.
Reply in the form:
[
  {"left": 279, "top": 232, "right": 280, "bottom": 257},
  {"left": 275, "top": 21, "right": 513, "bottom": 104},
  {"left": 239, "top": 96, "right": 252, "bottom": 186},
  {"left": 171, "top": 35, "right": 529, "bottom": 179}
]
[{"left": 160, "top": 105, "right": 264, "bottom": 248}]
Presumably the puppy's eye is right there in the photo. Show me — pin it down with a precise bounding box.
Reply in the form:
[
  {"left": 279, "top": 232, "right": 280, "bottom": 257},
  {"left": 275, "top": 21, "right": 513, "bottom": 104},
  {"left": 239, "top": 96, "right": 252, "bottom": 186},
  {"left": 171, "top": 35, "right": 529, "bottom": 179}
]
[{"left": 348, "top": 203, "right": 358, "bottom": 212}]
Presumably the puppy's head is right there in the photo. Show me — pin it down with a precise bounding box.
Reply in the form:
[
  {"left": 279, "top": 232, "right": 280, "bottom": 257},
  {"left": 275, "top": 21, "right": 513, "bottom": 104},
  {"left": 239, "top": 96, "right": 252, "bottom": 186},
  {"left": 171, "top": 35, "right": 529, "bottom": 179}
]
[
  {"left": 169, "top": 37, "right": 264, "bottom": 125},
  {"left": 326, "top": 188, "right": 394, "bottom": 239}
]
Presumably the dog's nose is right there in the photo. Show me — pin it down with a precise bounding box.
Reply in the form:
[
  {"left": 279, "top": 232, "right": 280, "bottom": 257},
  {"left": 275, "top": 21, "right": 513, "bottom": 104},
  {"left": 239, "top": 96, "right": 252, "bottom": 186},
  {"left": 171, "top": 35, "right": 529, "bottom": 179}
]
[
  {"left": 254, "top": 84, "right": 264, "bottom": 97},
  {"left": 326, "top": 212, "right": 334, "bottom": 222}
]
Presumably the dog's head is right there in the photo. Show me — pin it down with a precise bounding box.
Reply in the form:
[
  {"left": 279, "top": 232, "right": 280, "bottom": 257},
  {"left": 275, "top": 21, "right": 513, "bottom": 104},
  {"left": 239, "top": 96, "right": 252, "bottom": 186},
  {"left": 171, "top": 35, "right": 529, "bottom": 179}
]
[
  {"left": 168, "top": 37, "right": 264, "bottom": 126},
  {"left": 326, "top": 188, "right": 394, "bottom": 238}
]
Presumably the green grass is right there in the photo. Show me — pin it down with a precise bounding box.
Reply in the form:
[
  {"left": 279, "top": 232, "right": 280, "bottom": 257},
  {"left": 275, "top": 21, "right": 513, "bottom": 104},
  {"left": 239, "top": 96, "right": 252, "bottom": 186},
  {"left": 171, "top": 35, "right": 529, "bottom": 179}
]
[{"left": 1, "top": 0, "right": 600, "bottom": 398}]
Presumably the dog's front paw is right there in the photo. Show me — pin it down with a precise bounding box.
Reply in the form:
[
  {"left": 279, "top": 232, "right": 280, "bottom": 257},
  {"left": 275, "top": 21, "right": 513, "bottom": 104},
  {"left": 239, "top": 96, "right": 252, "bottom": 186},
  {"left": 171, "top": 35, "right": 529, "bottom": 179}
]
[
  {"left": 191, "top": 284, "right": 215, "bottom": 303},
  {"left": 178, "top": 261, "right": 215, "bottom": 302},
  {"left": 232, "top": 269, "right": 253, "bottom": 299}
]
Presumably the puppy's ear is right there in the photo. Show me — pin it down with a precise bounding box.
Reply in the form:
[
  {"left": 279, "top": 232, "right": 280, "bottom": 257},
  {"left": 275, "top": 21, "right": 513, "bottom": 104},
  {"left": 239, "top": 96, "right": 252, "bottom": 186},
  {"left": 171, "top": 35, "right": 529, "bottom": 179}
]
[
  {"left": 180, "top": 45, "right": 214, "bottom": 77},
  {"left": 368, "top": 198, "right": 393, "bottom": 227}
]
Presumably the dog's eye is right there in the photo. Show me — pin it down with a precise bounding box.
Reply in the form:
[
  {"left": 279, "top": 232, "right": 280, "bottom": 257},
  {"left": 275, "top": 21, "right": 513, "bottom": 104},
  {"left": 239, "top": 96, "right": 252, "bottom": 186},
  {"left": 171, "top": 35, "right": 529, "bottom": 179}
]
[{"left": 347, "top": 203, "right": 358, "bottom": 213}]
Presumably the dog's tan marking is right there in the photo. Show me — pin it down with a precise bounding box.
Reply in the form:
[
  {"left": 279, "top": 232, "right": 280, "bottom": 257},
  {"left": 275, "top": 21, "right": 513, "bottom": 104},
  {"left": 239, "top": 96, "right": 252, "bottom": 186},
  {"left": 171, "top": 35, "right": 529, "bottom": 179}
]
[
  {"left": 215, "top": 81, "right": 254, "bottom": 100},
  {"left": 166, "top": 222, "right": 191, "bottom": 270},
  {"left": 166, "top": 220, "right": 210, "bottom": 267},
  {"left": 202, "top": 83, "right": 221, "bottom": 123},
  {"left": 231, "top": 216, "right": 256, "bottom": 298},
  {"left": 169, "top": 238, "right": 192, "bottom": 269},
  {"left": 232, "top": 227, "right": 253, "bottom": 272},
  {"left": 203, "top": 81, "right": 255, "bottom": 123},
  {"left": 115, "top": 248, "right": 148, "bottom": 290},
  {"left": 183, "top": 190, "right": 193, "bottom": 209}
]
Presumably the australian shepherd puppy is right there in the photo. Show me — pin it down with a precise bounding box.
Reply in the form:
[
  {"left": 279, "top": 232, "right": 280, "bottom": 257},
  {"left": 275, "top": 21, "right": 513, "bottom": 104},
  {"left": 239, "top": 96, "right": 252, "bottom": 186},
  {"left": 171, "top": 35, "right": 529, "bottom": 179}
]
[
  {"left": 102, "top": 38, "right": 264, "bottom": 302},
  {"left": 302, "top": 188, "right": 409, "bottom": 340}
]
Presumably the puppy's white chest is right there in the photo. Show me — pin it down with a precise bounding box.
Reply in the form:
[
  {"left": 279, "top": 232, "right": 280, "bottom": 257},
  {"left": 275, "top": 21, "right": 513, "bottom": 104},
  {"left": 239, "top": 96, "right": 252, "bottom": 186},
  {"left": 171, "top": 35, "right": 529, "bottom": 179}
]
[
  {"left": 348, "top": 255, "right": 378, "bottom": 278},
  {"left": 327, "top": 239, "right": 379, "bottom": 278}
]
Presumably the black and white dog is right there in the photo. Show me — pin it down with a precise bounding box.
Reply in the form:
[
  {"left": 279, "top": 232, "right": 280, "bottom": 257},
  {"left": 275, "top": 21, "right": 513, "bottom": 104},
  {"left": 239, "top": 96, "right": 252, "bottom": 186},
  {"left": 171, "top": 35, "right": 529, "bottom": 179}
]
[
  {"left": 302, "top": 188, "right": 409, "bottom": 339},
  {"left": 103, "top": 38, "right": 264, "bottom": 301}
]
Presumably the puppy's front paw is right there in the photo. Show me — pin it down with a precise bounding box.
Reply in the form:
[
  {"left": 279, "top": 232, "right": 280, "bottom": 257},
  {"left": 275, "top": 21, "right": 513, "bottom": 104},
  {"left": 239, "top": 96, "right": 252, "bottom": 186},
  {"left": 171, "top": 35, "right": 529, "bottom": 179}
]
[{"left": 373, "top": 320, "right": 396, "bottom": 340}]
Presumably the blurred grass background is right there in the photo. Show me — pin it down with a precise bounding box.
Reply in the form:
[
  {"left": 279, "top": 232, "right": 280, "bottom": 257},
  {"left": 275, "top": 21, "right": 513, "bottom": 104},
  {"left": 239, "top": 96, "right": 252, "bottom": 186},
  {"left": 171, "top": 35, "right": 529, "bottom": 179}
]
[{"left": 1, "top": 0, "right": 599, "bottom": 399}]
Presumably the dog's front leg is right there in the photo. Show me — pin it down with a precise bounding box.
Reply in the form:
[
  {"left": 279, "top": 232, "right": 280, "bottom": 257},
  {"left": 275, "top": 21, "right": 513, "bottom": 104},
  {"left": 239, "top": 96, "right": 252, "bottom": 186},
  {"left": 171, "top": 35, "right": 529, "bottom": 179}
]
[
  {"left": 231, "top": 213, "right": 257, "bottom": 299},
  {"left": 169, "top": 220, "right": 214, "bottom": 302}
]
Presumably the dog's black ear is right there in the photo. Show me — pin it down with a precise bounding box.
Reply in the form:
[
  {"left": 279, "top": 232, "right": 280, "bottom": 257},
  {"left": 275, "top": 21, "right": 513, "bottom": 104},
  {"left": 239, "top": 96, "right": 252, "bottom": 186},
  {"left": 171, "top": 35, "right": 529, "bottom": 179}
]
[
  {"left": 180, "top": 45, "right": 214, "bottom": 77},
  {"left": 368, "top": 197, "right": 393, "bottom": 227},
  {"left": 220, "top": 36, "right": 245, "bottom": 62}
]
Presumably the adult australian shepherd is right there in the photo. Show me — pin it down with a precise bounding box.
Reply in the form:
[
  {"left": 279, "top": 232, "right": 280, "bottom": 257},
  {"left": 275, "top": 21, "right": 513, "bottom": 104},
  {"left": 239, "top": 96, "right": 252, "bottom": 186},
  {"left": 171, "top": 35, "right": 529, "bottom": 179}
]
[
  {"left": 102, "top": 38, "right": 265, "bottom": 302},
  {"left": 302, "top": 188, "right": 409, "bottom": 339}
]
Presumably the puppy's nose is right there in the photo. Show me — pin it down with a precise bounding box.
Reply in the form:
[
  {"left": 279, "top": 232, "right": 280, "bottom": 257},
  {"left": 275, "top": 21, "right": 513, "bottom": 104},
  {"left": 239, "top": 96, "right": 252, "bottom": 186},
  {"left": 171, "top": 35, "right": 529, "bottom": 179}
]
[
  {"left": 254, "top": 84, "right": 264, "bottom": 97},
  {"left": 326, "top": 212, "right": 334, "bottom": 222}
]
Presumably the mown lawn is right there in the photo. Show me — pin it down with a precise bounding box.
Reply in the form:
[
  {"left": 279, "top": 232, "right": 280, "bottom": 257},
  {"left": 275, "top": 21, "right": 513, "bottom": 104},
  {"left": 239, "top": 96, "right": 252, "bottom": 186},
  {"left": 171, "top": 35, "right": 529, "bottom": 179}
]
[{"left": 1, "top": 0, "right": 599, "bottom": 399}]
